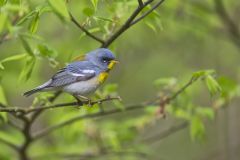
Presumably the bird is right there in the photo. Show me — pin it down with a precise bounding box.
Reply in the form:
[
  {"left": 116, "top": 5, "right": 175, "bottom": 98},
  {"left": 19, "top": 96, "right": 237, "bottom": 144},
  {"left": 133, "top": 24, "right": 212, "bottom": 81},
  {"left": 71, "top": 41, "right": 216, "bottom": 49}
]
[{"left": 23, "top": 48, "right": 119, "bottom": 103}]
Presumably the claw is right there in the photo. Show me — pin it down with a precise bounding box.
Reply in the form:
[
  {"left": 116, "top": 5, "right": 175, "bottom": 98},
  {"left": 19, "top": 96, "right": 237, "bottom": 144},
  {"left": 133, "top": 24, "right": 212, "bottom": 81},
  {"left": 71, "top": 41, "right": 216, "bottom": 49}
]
[{"left": 87, "top": 99, "right": 92, "bottom": 106}]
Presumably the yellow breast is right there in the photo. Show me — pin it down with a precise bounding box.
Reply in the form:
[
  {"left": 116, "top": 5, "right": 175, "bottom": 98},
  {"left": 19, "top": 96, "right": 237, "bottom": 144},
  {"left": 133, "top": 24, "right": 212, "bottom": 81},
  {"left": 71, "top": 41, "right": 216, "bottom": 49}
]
[{"left": 98, "top": 72, "right": 109, "bottom": 84}]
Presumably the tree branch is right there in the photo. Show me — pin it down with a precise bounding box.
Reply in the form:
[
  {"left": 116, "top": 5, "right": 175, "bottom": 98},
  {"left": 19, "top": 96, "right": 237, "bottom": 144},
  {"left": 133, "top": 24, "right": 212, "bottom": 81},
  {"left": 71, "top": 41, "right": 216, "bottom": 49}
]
[
  {"left": 32, "top": 76, "right": 200, "bottom": 140},
  {"left": 138, "top": 0, "right": 144, "bottom": 7},
  {"left": 68, "top": 0, "right": 165, "bottom": 48},
  {"left": 168, "top": 76, "right": 198, "bottom": 101},
  {"left": 0, "top": 75, "right": 200, "bottom": 144},
  {"left": 0, "top": 97, "right": 121, "bottom": 114},
  {"left": 69, "top": 12, "right": 105, "bottom": 44},
  {"left": 17, "top": 91, "right": 61, "bottom": 160},
  {"left": 131, "top": 0, "right": 165, "bottom": 26},
  {"left": 100, "top": 0, "right": 153, "bottom": 48}
]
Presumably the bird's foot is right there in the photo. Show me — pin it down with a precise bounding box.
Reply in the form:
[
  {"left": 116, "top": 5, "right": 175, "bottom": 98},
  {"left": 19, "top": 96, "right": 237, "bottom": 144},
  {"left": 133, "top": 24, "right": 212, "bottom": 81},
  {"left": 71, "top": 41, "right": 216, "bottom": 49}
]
[
  {"left": 86, "top": 99, "right": 92, "bottom": 107},
  {"left": 72, "top": 95, "right": 83, "bottom": 106},
  {"left": 76, "top": 99, "right": 83, "bottom": 106},
  {"left": 77, "top": 95, "right": 92, "bottom": 107}
]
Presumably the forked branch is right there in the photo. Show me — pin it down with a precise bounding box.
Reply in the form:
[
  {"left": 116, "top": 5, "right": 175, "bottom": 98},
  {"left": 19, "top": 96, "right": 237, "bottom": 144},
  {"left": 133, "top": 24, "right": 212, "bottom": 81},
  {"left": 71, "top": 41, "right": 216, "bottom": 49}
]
[{"left": 68, "top": 0, "right": 165, "bottom": 48}]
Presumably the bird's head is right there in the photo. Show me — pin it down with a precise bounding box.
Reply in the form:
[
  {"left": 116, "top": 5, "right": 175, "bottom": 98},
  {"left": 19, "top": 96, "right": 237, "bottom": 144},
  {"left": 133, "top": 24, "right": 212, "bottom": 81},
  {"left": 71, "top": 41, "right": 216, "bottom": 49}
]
[{"left": 86, "top": 48, "right": 119, "bottom": 71}]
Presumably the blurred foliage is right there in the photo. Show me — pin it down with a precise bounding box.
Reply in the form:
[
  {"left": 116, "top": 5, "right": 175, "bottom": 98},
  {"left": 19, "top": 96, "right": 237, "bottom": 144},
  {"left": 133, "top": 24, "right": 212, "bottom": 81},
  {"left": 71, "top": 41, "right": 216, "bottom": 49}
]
[{"left": 0, "top": 0, "right": 240, "bottom": 160}]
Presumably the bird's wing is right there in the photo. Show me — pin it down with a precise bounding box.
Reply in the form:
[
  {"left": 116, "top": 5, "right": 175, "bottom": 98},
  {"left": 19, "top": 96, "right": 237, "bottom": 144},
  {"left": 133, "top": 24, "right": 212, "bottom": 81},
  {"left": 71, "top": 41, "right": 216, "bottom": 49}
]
[{"left": 47, "top": 62, "right": 96, "bottom": 87}]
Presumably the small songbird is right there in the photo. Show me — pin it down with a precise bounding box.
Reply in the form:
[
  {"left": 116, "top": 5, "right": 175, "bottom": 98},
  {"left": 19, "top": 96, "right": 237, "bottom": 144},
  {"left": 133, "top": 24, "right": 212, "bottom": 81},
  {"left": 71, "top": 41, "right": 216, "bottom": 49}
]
[{"left": 23, "top": 48, "right": 119, "bottom": 102}]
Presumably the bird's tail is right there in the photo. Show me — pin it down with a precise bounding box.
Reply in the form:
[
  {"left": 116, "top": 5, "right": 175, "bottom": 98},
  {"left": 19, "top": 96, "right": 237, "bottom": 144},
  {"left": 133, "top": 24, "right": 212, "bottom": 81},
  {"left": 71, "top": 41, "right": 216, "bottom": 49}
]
[
  {"left": 23, "top": 88, "right": 43, "bottom": 97},
  {"left": 23, "top": 80, "right": 52, "bottom": 97}
]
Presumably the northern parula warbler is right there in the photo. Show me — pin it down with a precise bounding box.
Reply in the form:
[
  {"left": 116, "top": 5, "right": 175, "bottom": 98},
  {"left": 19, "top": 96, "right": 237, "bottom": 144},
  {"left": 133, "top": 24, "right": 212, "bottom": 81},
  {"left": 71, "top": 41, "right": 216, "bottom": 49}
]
[{"left": 23, "top": 48, "right": 119, "bottom": 102}]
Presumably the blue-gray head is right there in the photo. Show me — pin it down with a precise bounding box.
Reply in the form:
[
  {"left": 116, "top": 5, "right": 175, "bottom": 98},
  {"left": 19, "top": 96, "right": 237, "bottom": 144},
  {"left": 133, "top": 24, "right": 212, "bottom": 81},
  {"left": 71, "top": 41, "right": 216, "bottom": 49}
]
[{"left": 86, "top": 48, "right": 118, "bottom": 70}]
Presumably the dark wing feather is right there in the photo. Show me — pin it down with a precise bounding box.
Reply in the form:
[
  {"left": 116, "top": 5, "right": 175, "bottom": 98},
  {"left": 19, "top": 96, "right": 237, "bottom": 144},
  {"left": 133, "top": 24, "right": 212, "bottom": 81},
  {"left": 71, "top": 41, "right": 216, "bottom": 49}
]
[{"left": 47, "top": 62, "right": 96, "bottom": 87}]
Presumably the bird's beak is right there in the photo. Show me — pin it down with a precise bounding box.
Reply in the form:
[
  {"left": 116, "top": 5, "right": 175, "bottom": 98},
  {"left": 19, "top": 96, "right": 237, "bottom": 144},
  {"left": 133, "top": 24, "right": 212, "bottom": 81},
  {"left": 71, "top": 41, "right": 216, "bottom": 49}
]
[
  {"left": 108, "top": 60, "right": 119, "bottom": 70},
  {"left": 111, "top": 60, "right": 120, "bottom": 64}
]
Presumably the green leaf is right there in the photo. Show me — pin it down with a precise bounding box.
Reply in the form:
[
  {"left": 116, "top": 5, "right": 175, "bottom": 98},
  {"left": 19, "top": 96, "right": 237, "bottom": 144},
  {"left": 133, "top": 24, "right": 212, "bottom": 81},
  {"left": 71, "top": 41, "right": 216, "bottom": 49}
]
[
  {"left": 145, "top": 21, "right": 157, "bottom": 32},
  {"left": 175, "top": 109, "right": 191, "bottom": 119},
  {"left": 0, "top": 13, "right": 7, "bottom": 33},
  {"left": 17, "top": 10, "right": 36, "bottom": 25},
  {"left": 83, "top": 7, "right": 94, "bottom": 17},
  {"left": 0, "top": 63, "right": 4, "bottom": 69},
  {"left": 94, "top": 16, "right": 114, "bottom": 22},
  {"left": 48, "top": 0, "right": 70, "bottom": 20},
  {"left": 91, "top": 0, "right": 99, "bottom": 10},
  {"left": 0, "top": 85, "right": 7, "bottom": 105},
  {"left": 0, "top": 85, "right": 8, "bottom": 122},
  {"left": 37, "top": 43, "right": 59, "bottom": 67},
  {"left": 0, "top": 54, "right": 27, "bottom": 70},
  {"left": 205, "top": 75, "right": 222, "bottom": 96},
  {"left": 190, "top": 116, "right": 205, "bottom": 140},
  {"left": 191, "top": 69, "right": 215, "bottom": 79},
  {"left": 18, "top": 56, "right": 36, "bottom": 82},
  {"left": 0, "top": 0, "right": 7, "bottom": 7},
  {"left": 37, "top": 43, "right": 57, "bottom": 58},
  {"left": 20, "top": 36, "right": 34, "bottom": 56},
  {"left": 196, "top": 107, "right": 215, "bottom": 120},
  {"left": 38, "top": 5, "right": 52, "bottom": 15},
  {"left": 217, "top": 76, "right": 239, "bottom": 98},
  {"left": 28, "top": 11, "right": 40, "bottom": 34},
  {"left": 0, "top": 54, "right": 27, "bottom": 63},
  {"left": 88, "top": 27, "right": 101, "bottom": 33}
]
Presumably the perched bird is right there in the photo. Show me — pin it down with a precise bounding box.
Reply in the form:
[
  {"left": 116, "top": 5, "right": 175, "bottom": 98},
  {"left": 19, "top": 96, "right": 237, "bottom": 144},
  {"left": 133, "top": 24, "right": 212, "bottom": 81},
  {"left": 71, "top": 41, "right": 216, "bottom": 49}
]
[{"left": 23, "top": 48, "right": 119, "bottom": 103}]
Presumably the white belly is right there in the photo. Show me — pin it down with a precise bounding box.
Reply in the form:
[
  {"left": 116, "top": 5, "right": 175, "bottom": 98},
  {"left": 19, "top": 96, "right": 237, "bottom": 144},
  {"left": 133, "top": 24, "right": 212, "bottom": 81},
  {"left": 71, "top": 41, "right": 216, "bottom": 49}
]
[{"left": 63, "top": 76, "right": 100, "bottom": 96}]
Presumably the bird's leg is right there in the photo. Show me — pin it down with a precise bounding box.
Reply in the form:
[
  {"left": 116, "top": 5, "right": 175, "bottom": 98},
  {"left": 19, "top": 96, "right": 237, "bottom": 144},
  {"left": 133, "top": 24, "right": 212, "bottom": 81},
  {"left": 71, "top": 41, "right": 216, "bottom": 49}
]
[
  {"left": 72, "top": 94, "right": 83, "bottom": 106},
  {"left": 78, "top": 95, "right": 92, "bottom": 106}
]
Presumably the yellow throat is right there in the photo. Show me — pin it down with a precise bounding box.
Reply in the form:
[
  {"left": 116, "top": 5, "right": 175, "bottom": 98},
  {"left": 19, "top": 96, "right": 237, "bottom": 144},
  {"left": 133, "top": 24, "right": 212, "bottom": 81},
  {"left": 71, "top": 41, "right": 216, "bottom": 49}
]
[
  {"left": 98, "top": 60, "right": 118, "bottom": 84},
  {"left": 99, "top": 72, "right": 109, "bottom": 84}
]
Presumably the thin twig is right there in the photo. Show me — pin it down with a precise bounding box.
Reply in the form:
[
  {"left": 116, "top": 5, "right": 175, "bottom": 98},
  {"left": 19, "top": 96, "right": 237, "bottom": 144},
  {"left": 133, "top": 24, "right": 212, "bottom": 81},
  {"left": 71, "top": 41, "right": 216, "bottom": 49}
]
[
  {"left": 69, "top": 12, "right": 105, "bottom": 44},
  {"left": 168, "top": 76, "right": 198, "bottom": 101},
  {"left": 131, "top": 0, "right": 165, "bottom": 26},
  {"left": 101, "top": 0, "right": 156, "bottom": 48},
  {"left": 0, "top": 97, "right": 121, "bottom": 114},
  {"left": 27, "top": 96, "right": 120, "bottom": 114}
]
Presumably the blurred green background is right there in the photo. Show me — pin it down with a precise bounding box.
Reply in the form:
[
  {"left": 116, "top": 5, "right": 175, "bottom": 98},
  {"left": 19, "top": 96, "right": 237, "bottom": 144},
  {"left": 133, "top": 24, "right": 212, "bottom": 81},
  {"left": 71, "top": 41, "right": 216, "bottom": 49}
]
[{"left": 0, "top": 0, "right": 240, "bottom": 160}]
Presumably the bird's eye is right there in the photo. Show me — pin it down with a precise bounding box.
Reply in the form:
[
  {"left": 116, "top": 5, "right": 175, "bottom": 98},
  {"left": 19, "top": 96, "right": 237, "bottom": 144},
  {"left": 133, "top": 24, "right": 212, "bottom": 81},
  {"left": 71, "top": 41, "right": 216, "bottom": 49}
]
[{"left": 102, "top": 57, "right": 110, "bottom": 63}]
